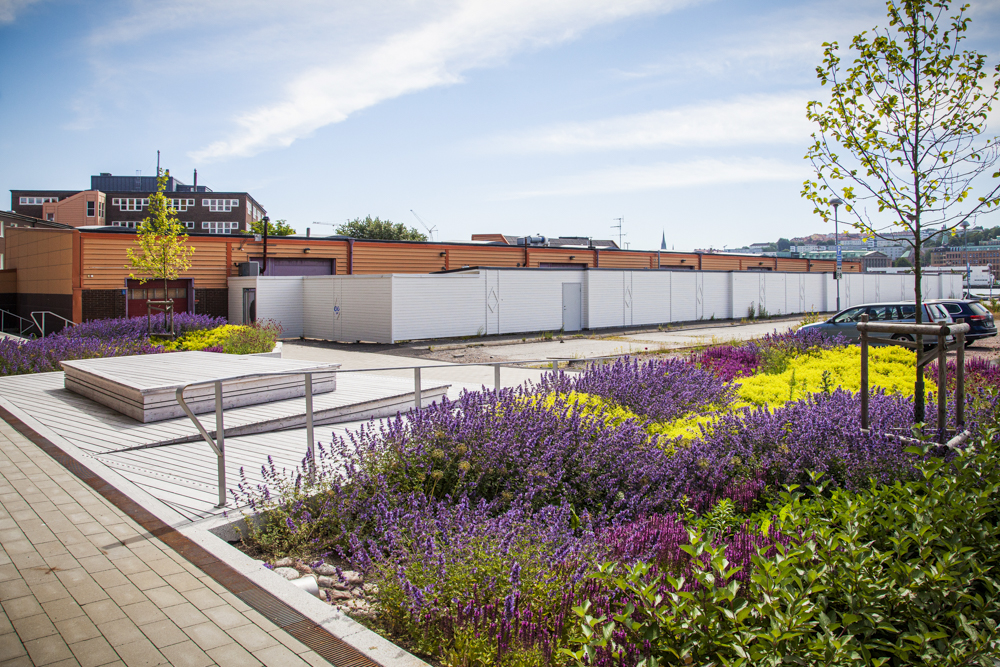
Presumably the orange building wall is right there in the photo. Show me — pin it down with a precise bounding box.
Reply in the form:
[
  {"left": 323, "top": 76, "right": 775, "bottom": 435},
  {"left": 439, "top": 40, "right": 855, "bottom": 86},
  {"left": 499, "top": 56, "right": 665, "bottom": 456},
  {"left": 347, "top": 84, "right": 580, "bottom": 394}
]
[
  {"left": 447, "top": 245, "right": 523, "bottom": 269},
  {"left": 5, "top": 228, "right": 75, "bottom": 295},
  {"left": 351, "top": 242, "right": 445, "bottom": 274},
  {"left": 0, "top": 269, "right": 16, "bottom": 293},
  {"left": 42, "top": 191, "right": 106, "bottom": 228},
  {"left": 229, "top": 237, "right": 349, "bottom": 276},
  {"left": 80, "top": 233, "right": 230, "bottom": 289}
]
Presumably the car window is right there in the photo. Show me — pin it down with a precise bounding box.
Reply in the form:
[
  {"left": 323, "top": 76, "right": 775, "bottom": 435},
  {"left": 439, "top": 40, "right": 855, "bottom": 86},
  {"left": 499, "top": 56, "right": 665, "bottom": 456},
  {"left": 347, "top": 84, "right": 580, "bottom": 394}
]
[
  {"left": 943, "top": 303, "right": 962, "bottom": 314},
  {"left": 899, "top": 304, "right": 916, "bottom": 319},
  {"left": 927, "top": 304, "right": 948, "bottom": 321},
  {"left": 833, "top": 307, "right": 866, "bottom": 323},
  {"left": 970, "top": 302, "right": 990, "bottom": 316},
  {"left": 867, "top": 305, "right": 899, "bottom": 321}
]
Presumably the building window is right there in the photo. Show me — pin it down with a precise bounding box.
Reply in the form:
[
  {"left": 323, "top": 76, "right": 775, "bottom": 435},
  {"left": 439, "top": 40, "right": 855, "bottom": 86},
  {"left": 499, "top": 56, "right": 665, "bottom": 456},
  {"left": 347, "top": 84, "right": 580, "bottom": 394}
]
[
  {"left": 18, "top": 197, "right": 58, "bottom": 205},
  {"left": 202, "top": 221, "right": 238, "bottom": 234},
  {"left": 46, "top": 213, "right": 54, "bottom": 221},
  {"left": 98, "top": 201, "right": 105, "bottom": 219},
  {"left": 111, "top": 221, "right": 138, "bottom": 228},
  {"left": 168, "top": 198, "right": 195, "bottom": 212},
  {"left": 182, "top": 221, "right": 195, "bottom": 229},
  {"left": 202, "top": 199, "right": 240, "bottom": 212},
  {"left": 87, "top": 201, "right": 95, "bottom": 217},
  {"left": 113, "top": 198, "right": 148, "bottom": 211}
]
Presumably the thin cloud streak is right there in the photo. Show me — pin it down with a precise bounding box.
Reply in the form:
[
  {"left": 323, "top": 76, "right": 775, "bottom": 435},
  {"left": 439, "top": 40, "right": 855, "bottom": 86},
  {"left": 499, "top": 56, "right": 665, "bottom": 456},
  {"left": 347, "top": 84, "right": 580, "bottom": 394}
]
[
  {"left": 485, "top": 93, "right": 813, "bottom": 153},
  {"left": 189, "top": 0, "right": 697, "bottom": 161},
  {"left": 502, "top": 157, "right": 807, "bottom": 199},
  {"left": 0, "top": 0, "right": 42, "bottom": 23}
]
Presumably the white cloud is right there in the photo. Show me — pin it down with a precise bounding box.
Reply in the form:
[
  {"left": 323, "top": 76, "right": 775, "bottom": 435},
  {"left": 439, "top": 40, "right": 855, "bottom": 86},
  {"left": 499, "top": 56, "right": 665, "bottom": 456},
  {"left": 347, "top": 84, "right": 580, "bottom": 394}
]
[
  {"left": 503, "top": 157, "right": 806, "bottom": 199},
  {"left": 182, "top": 0, "right": 696, "bottom": 161},
  {"left": 485, "top": 93, "right": 813, "bottom": 153},
  {"left": 0, "top": 0, "right": 42, "bottom": 23}
]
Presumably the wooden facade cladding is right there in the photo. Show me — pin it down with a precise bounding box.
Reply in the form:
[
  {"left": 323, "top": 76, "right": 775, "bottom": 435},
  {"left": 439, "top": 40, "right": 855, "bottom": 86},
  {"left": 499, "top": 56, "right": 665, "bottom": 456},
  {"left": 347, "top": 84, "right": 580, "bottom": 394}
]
[
  {"left": 6, "top": 228, "right": 75, "bottom": 295},
  {"left": 350, "top": 242, "right": 444, "bottom": 274},
  {"left": 229, "top": 237, "right": 349, "bottom": 276},
  {"left": 80, "top": 233, "right": 229, "bottom": 290},
  {"left": 446, "top": 246, "right": 523, "bottom": 269}
]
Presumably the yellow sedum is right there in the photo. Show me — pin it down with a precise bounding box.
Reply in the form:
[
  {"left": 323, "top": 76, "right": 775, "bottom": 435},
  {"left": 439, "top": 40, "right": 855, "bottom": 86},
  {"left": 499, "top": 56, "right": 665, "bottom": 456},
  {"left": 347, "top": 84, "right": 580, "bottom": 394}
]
[
  {"left": 154, "top": 324, "right": 249, "bottom": 351},
  {"left": 735, "top": 345, "right": 929, "bottom": 408}
]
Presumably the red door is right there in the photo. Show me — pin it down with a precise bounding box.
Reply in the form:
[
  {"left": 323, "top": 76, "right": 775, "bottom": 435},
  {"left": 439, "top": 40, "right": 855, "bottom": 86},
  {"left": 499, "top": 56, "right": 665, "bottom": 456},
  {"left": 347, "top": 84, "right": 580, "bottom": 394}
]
[{"left": 126, "top": 279, "right": 190, "bottom": 317}]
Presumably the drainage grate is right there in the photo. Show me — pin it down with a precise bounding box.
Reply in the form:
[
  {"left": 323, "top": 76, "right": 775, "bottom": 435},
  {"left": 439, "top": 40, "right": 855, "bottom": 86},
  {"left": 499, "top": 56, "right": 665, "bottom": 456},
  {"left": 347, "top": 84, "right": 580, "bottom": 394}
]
[{"left": 283, "top": 619, "right": 383, "bottom": 667}]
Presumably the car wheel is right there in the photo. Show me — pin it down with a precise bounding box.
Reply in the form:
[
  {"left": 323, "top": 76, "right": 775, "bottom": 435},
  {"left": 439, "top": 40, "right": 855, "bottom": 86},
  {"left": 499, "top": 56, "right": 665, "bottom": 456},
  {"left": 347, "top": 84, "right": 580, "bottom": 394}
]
[
  {"left": 891, "top": 334, "right": 913, "bottom": 343},
  {"left": 964, "top": 339, "right": 975, "bottom": 348}
]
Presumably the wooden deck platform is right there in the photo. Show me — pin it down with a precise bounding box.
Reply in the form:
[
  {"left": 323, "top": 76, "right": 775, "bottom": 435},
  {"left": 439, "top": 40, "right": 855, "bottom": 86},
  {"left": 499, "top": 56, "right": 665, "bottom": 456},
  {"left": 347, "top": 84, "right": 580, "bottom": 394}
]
[
  {"left": 62, "top": 352, "right": 340, "bottom": 423},
  {"left": 0, "top": 370, "right": 449, "bottom": 522}
]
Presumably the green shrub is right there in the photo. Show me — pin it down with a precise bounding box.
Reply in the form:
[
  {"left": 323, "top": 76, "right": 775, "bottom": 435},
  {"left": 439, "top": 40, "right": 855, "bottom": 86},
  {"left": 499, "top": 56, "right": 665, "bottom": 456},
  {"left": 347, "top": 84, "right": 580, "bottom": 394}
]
[
  {"left": 221, "top": 319, "right": 282, "bottom": 354},
  {"left": 566, "top": 424, "right": 1000, "bottom": 667}
]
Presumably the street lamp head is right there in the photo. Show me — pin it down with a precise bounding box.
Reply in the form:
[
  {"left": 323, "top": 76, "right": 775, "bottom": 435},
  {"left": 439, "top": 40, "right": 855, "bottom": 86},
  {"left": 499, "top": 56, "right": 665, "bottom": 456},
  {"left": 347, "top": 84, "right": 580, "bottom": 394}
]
[{"left": 829, "top": 197, "right": 844, "bottom": 208}]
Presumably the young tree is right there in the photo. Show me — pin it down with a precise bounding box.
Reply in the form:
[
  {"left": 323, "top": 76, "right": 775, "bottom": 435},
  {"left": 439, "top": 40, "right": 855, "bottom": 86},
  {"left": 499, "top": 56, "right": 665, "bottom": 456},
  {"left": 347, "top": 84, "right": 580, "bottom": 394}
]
[
  {"left": 248, "top": 218, "right": 295, "bottom": 236},
  {"left": 802, "top": 0, "right": 1000, "bottom": 421},
  {"left": 335, "top": 216, "right": 427, "bottom": 241},
  {"left": 126, "top": 171, "right": 195, "bottom": 335}
]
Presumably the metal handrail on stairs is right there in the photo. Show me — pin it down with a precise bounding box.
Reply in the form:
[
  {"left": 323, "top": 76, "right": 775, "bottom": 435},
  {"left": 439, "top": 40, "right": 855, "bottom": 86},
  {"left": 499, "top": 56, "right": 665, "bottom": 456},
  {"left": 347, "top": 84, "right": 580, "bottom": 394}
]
[
  {"left": 30, "top": 311, "right": 76, "bottom": 337},
  {"left": 174, "top": 355, "right": 618, "bottom": 508},
  {"left": 0, "top": 309, "right": 77, "bottom": 338},
  {"left": 0, "top": 309, "right": 35, "bottom": 337}
]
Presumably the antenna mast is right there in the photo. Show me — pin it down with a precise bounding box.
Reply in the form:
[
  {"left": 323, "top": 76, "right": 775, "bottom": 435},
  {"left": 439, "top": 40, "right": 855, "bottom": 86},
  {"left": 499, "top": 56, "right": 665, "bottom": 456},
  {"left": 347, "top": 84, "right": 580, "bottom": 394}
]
[{"left": 611, "top": 217, "right": 626, "bottom": 248}]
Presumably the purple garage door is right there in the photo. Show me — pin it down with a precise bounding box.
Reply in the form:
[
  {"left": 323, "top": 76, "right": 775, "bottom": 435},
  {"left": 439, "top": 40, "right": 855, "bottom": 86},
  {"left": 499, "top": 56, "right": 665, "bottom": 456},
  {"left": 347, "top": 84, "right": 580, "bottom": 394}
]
[{"left": 251, "top": 258, "right": 335, "bottom": 276}]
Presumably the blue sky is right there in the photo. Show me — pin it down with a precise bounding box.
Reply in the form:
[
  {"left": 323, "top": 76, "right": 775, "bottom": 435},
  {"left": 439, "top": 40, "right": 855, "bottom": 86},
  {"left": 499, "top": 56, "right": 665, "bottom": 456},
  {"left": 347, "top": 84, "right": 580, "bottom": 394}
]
[{"left": 1, "top": 0, "right": 998, "bottom": 250}]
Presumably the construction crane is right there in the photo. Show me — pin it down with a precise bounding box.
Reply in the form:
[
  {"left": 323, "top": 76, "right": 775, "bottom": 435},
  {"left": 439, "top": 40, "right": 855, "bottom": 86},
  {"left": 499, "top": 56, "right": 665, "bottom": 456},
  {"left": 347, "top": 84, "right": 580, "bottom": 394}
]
[{"left": 410, "top": 210, "right": 437, "bottom": 242}]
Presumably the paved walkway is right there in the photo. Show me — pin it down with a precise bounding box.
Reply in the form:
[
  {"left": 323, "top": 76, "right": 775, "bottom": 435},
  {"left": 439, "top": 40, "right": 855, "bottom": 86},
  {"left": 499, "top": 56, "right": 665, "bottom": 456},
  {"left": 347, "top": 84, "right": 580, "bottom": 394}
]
[{"left": 0, "top": 421, "right": 329, "bottom": 667}]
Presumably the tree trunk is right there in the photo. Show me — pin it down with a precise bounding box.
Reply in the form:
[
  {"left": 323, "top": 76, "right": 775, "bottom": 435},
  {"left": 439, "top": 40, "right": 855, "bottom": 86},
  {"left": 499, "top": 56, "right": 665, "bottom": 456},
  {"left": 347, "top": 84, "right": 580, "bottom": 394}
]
[
  {"left": 914, "top": 235, "right": 924, "bottom": 423},
  {"left": 911, "top": 8, "right": 925, "bottom": 424}
]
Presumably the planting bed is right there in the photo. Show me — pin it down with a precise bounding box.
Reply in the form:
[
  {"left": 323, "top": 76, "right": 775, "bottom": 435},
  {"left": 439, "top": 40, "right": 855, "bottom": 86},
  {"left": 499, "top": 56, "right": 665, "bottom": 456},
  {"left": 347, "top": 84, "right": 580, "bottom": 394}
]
[{"left": 237, "top": 329, "right": 1000, "bottom": 667}]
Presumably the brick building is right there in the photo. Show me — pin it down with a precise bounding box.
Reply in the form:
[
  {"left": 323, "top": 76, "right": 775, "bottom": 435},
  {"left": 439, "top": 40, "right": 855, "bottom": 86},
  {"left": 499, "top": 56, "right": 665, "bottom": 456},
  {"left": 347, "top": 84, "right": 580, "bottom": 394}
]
[
  {"left": 11, "top": 171, "right": 266, "bottom": 235},
  {"left": 930, "top": 246, "right": 1000, "bottom": 281}
]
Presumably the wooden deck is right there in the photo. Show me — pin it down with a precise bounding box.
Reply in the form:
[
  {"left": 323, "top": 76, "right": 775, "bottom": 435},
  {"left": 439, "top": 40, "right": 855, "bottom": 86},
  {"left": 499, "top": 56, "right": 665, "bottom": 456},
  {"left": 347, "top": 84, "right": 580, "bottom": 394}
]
[
  {"left": 0, "top": 370, "right": 449, "bottom": 522},
  {"left": 62, "top": 352, "right": 340, "bottom": 422}
]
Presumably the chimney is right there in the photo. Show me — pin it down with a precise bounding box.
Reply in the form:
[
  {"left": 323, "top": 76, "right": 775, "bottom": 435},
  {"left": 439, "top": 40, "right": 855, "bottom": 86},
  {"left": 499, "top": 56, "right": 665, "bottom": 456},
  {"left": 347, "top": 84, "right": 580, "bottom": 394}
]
[{"left": 193, "top": 169, "right": 198, "bottom": 192}]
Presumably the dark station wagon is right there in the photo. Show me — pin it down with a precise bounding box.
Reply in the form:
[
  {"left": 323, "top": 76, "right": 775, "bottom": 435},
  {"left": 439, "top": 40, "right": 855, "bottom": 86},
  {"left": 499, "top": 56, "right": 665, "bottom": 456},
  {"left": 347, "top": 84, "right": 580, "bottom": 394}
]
[{"left": 927, "top": 299, "right": 997, "bottom": 346}]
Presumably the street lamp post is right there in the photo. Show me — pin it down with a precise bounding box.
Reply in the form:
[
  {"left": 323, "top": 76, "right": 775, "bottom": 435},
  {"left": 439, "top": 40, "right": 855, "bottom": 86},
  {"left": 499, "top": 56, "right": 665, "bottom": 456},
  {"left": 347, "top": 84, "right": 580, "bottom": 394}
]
[
  {"left": 830, "top": 197, "right": 844, "bottom": 311},
  {"left": 961, "top": 221, "right": 970, "bottom": 297}
]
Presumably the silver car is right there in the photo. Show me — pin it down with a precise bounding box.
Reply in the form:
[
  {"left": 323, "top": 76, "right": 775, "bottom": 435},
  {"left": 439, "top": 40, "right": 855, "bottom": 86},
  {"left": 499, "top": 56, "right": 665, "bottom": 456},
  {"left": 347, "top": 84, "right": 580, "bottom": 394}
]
[{"left": 799, "top": 302, "right": 954, "bottom": 345}]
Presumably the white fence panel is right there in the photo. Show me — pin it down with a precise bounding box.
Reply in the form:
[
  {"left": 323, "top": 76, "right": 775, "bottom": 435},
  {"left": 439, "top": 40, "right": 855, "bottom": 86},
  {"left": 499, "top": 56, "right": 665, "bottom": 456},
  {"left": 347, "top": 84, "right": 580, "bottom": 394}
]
[
  {"left": 256, "top": 277, "right": 304, "bottom": 337},
  {"left": 765, "top": 273, "right": 787, "bottom": 316}
]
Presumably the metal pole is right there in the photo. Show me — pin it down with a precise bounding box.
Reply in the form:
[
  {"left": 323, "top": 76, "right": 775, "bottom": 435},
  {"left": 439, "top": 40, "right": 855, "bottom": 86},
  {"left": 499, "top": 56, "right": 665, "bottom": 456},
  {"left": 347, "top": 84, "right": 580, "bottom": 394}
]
[
  {"left": 551, "top": 360, "right": 558, "bottom": 372},
  {"left": 215, "top": 381, "right": 226, "bottom": 507},
  {"left": 860, "top": 315, "right": 869, "bottom": 432},
  {"left": 956, "top": 329, "right": 965, "bottom": 426},
  {"left": 494, "top": 364, "right": 501, "bottom": 391},
  {"left": 305, "top": 373, "right": 314, "bottom": 480},
  {"left": 937, "top": 333, "right": 947, "bottom": 439},
  {"left": 413, "top": 367, "right": 422, "bottom": 410}
]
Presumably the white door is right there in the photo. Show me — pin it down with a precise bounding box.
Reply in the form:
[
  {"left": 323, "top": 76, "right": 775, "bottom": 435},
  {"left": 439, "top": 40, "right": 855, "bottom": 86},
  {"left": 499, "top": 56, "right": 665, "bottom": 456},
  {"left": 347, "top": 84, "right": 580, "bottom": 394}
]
[{"left": 562, "top": 283, "right": 582, "bottom": 332}]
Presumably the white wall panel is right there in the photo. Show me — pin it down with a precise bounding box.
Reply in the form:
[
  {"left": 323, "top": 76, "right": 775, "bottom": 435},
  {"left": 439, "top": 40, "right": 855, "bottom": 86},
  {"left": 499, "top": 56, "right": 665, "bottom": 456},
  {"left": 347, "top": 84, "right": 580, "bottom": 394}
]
[
  {"left": 702, "top": 273, "right": 731, "bottom": 320},
  {"left": 302, "top": 276, "right": 336, "bottom": 341},
  {"left": 765, "top": 273, "right": 787, "bottom": 315},
  {"left": 497, "top": 271, "right": 576, "bottom": 334},
  {"left": 254, "top": 277, "right": 304, "bottom": 337},
  {"left": 630, "top": 271, "right": 671, "bottom": 325},
  {"left": 227, "top": 277, "right": 257, "bottom": 324},
  {"left": 391, "top": 274, "right": 483, "bottom": 342},
  {"left": 585, "top": 272, "right": 624, "bottom": 329},
  {"left": 670, "top": 271, "right": 697, "bottom": 322},
  {"left": 338, "top": 276, "right": 392, "bottom": 343}
]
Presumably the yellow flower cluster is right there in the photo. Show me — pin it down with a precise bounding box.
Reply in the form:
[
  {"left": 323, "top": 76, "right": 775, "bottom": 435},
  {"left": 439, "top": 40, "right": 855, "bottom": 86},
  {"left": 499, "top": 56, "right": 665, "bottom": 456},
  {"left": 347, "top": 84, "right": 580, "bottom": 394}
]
[
  {"left": 153, "top": 325, "right": 249, "bottom": 351},
  {"left": 735, "top": 345, "right": 929, "bottom": 408}
]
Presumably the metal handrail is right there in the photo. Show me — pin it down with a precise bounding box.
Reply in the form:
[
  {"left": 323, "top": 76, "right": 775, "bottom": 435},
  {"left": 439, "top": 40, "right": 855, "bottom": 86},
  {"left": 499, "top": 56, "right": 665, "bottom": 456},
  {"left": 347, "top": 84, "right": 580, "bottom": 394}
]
[
  {"left": 174, "top": 355, "right": 618, "bottom": 507},
  {"left": 0, "top": 309, "right": 35, "bottom": 337},
  {"left": 30, "top": 311, "right": 75, "bottom": 337}
]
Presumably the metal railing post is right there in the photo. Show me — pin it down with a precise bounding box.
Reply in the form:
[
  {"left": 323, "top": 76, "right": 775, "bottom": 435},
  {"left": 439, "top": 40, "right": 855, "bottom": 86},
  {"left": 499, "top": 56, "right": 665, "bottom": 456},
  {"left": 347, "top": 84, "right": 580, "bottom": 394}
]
[
  {"left": 305, "top": 373, "right": 315, "bottom": 480},
  {"left": 414, "top": 367, "right": 422, "bottom": 409},
  {"left": 494, "top": 364, "right": 501, "bottom": 391},
  {"left": 551, "top": 360, "right": 558, "bottom": 372},
  {"left": 215, "top": 380, "right": 226, "bottom": 507}
]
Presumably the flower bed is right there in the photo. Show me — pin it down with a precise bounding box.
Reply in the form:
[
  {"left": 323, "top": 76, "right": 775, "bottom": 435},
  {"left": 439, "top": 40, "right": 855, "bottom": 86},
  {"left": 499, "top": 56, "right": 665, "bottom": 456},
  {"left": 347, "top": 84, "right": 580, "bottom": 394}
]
[
  {"left": 0, "top": 314, "right": 282, "bottom": 377},
  {"left": 237, "top": 331, "right": 1000, "bottom": 666}
]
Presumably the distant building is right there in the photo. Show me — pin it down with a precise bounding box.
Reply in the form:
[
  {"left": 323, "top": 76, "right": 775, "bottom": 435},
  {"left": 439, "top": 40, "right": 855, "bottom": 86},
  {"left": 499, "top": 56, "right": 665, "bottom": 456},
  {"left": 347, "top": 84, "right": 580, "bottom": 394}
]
[
  {"left": 802, "top": 249, "right": 889, "bottom": 272},
  {"left": 11, "top": 171, "right": 266, "bottom": 235},
  {"left": 930, "top": 245, "right": 1000, "bottom": 281}
]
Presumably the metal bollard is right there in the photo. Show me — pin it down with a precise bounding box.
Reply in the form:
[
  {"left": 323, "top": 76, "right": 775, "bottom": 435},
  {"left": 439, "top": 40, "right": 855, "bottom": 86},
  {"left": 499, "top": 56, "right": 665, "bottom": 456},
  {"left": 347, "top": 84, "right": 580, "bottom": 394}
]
[
  {"left": 414, "top": 367, "right": 422, "bottom": 409},
  {"left": 494, "top": 364, "right": 501, "bottom": 391},
  {"left": 215, "top": 380, "right": 226, "bottom": 508}
]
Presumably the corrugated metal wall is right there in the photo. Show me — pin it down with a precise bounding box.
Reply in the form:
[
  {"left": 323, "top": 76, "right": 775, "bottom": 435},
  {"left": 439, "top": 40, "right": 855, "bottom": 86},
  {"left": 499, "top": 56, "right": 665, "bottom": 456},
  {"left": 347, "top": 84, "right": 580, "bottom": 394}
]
[{"left": 235, "top": 271, "right": 964, "bottom": 343}]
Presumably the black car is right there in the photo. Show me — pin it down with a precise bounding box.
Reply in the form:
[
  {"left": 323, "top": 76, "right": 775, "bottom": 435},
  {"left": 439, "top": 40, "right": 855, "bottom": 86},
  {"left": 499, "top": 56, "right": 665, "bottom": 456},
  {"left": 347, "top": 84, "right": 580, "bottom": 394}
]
[{"left": 927, "top": 299, "right": 997, "bottom": 346}]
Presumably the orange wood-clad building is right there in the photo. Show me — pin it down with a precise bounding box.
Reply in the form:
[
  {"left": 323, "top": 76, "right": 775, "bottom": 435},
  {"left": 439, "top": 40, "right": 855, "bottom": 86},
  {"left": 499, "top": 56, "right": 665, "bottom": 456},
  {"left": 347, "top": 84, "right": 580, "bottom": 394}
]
[{"left": 0, "top": 226, "right": 858, "bottom": 324}]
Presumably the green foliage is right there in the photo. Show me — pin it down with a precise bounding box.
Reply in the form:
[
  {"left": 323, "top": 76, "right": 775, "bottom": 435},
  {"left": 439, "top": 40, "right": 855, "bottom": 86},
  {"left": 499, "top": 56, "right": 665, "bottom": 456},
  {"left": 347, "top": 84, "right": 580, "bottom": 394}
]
[
  {"left": 126, "top": 171, "right": 195, "bottom": 283},
  {"left": 247, "top": 218, "right": 295, "bottom": 236},
  {"left": 151, "top": 320, "right": 281, "bottom": 354},
  {"left": 566, "top": 424, "right": 1000, "bottom": 667},
  {"left": 335, "top": 216, "right": 427, "bottom": 241}
]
